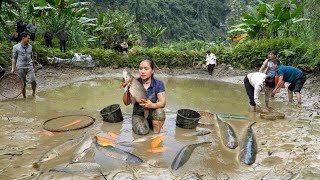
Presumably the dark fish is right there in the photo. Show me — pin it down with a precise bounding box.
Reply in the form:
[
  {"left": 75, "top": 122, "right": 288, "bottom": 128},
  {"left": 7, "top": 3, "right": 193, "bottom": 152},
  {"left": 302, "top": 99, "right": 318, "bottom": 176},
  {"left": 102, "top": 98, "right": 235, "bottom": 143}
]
[
  {"left": 49, "top": 162, "right": 101, "bottom": 173},
  {"left": 95, "top": 137, "right": 143, "bottom": 163},
  {"left": 71, "top": 135, "right": 93, "bottom": 163},
  {"left": 171, "top": 142, "right": 211, "bottom": 170},
  {"left": 216, "top": 115, "right": 238, "bottom": 149},
  {"left": 38, "top": 136, "right": 84, "bottom": 162},
  {"left": 123, "top": 69, "right": 149, "bottom": 118},
  {"left": 132, "top": 115, "right": 150, "bottom": 135},
  {"left": 239, "top": 122, "right": 257, "bottom": 165}
]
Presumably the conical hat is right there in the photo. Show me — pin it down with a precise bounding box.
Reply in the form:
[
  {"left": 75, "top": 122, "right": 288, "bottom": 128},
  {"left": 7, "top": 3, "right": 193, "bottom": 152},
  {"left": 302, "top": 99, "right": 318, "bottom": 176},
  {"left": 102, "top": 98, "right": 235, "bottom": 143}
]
[{"left": 0, "top": 73, "right": 24, "bottom": 99}]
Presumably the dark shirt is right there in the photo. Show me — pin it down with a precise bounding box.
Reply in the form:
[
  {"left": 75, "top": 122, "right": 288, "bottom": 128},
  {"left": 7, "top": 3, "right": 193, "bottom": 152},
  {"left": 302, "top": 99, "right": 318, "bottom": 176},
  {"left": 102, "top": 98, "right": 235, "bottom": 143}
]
[
  {"left": 44, "top": 32, "right": 53, "bottom": 41},
  {"left": 17, "top": 21, "right": 26, "bottom": 33},
  {"left": 8, "top": 36, "right": 20, "bottom": 42},
  {"left": 276, "top": 65, "right": 302, "bottom": 84}
]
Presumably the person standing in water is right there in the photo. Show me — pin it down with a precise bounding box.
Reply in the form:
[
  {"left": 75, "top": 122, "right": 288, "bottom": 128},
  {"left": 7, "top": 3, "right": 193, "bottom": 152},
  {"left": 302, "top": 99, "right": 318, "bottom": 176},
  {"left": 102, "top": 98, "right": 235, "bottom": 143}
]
[{"left": 123, "top": 59, "right": 166, "bottom": 133}]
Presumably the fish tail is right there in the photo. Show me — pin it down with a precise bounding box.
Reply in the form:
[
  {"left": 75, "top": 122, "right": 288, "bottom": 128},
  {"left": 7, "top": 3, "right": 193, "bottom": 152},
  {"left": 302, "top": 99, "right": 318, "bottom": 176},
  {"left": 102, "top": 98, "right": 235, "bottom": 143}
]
[{"left": 249, "top": 122, "right": 256, "bottom": 127}]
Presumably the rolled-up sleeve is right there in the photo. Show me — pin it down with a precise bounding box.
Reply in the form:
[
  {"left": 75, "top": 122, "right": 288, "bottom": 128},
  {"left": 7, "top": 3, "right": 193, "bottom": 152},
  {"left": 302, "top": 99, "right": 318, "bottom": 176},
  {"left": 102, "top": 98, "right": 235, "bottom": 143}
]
[{"left": 157, "top": 80, "right": 165, "bottom": 93}]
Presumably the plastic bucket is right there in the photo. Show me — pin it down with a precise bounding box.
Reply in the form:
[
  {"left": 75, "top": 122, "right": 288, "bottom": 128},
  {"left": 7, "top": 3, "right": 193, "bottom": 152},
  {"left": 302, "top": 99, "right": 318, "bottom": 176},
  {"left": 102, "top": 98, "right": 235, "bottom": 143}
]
[
  {"left": 176, "top": 109, "right": 201, "bottom": 129},
  {"left": 100, "top": 104, "right": 123, "bottom": 123}
]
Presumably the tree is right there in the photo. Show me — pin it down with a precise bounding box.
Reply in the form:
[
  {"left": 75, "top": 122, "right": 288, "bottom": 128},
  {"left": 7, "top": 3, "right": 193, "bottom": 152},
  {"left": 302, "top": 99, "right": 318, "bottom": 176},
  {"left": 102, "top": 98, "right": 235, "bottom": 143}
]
[{"left": 142, "top": 23, "right": 167, "bottom": 47}]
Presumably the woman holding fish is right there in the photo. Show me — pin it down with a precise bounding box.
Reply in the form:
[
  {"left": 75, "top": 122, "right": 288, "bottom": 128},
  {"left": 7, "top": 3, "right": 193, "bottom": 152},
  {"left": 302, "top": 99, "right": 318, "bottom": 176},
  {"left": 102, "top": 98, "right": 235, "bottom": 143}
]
[{"left": 122, "top": 59, "right": 166, "bottom": 134}]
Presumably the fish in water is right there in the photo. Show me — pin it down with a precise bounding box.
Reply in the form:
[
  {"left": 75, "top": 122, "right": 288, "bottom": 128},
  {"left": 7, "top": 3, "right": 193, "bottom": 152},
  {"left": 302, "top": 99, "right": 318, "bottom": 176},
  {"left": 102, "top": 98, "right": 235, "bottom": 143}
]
[
  {"left": 171, "top": 142, "right": 211, "bottom": 170},
  {"left": 49, "top": 162, "right": 101, "bottom": 173},
  {"left": 132, "top": 132, "right": 167, "bottom": 143},
  {"left": 107, "top": 131, "right": 118, "bottom": 139},
  {"left": 94, "top": 134, "right": 116, "bottom": 143},
  {"left": 216, "top": 115, "right": 238, "bottom": 149},
  {"left": 239, "top": 122, "right": 257, "bottom": 165},
  {"left": 38, "top": 136, "right": 84, "bottom": 162},
  {"left": 183, "top": 130, "right": 211, "bottom": 137},
  {"left": 132, "top": 115, "right": 150, "bottom": 135},
  {"left": 150, "top": 135, "right": 167, "bottom": 148},
  {"left": 95, "top": 137, "right": 143, "bottom": 163},
  {"left": 123, "top": 69, "right": 149, "bottom": 118},
  {"left": 71, "top": 135, "right": 93, "bottom": 163},
  {"left": 61, "top": 119, "right": 81, "bottom": 128},
  {"left": 147, "top": 147, "right": 167, "bottom": 153}
]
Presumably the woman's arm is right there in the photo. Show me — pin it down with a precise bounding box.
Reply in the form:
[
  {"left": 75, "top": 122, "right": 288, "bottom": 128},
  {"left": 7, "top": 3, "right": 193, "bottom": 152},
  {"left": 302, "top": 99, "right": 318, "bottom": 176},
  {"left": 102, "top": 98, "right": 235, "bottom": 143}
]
[
  {"left": 259, "top": 59, "right": 268, "bottom": 73},
  {"left": 140, "top": 92, "right": 166, "bottom": 109}
]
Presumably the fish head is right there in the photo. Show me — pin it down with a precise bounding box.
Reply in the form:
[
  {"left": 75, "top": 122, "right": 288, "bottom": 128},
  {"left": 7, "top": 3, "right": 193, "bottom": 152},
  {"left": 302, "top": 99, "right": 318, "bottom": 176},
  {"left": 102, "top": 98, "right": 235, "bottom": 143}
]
[
  {"left": 39, "top": 152, "right": 57, "bottom": 162},
  {"left": 123, "top": 69, "right": 134, "bottom": 84}
]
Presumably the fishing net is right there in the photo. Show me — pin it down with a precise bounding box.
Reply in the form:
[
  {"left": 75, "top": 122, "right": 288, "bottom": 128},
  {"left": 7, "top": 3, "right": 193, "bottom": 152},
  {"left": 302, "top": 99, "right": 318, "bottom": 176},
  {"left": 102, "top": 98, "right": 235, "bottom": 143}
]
[
  {"left": 43, "top": 115, "right": 95, "bottom": 132},
  {"left": 197, "top": 111, "right": 215, "bottom": 126},
  {"left": 0, "top": 73, "right": 24, "bottom": 99}
]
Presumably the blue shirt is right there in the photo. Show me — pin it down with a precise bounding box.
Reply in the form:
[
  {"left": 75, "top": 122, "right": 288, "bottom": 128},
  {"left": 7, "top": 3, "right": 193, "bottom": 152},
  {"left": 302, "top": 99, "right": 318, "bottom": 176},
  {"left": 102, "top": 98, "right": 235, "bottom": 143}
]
[
  {"left": 133, "top": 78, "right": 165, "bottom": 116},
  {"left": 276, "top": 65, "right": 302, "bottom": 83}
]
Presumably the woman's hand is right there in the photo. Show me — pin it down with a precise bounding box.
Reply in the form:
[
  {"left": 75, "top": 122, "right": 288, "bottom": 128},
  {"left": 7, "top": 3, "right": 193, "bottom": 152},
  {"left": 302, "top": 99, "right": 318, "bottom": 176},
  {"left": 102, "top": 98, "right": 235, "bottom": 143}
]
[{"left": 139, "top": 99, "right": 154, "bottom": 109}]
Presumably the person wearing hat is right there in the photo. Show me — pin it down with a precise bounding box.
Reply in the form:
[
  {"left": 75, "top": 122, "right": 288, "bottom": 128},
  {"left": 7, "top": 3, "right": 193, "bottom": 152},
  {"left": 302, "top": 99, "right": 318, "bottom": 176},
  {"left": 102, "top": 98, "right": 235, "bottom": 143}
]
[
  {"left": 244, "top": 72, "right": 275, "bottom": 112},
  {"left": 11, "top": 32, "right": 37, "bottom": 98},
  {"left": 272, "top": 59, "right": 307, "bottom": 104}
]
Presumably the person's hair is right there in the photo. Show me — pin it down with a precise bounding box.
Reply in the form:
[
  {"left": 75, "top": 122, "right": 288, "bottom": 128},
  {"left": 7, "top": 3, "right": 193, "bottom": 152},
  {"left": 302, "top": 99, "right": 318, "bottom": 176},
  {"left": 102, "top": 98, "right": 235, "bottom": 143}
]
[
  {"left": 20, "top": 32, "right": 30, "bottom": 38},
  {"left": 265, "top": 76, "right": 275, "bottom": 88},
  {"left": 19, "top": 16, "right": 23, "bottom": 19},
  {"left": 272, "top": 59, "right": 281, "bottom": 65},
  {"left": 207, "top": 50, "right": 211, "bottom": 54},
  {"left": 270, "top": 50, "right": 277, "bottom": 57}
]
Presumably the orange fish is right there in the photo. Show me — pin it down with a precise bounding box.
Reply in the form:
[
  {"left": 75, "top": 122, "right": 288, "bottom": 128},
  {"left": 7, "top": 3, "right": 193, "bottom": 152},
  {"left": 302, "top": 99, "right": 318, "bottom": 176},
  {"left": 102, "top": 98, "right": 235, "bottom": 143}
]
[
  {"left": 61, "top": 119, "right": 81, "bottom": 128},
  {"left": 107, "top": 131, "right": 118, "bottom": 139},
  {"left": 150, "top": 135, "right": 167, "bottom": 148},
  {"left": 147, "top": 147, "right": 167, "bottom": 153},
  {"left": 41, "top": 130, "right": 54, "bottom": 136},
  {"left": 95, "top": 134, "right": 116, "bottom": 143},
  {"left": 99, "top": 141, "right": 115, "bottom": 147}
]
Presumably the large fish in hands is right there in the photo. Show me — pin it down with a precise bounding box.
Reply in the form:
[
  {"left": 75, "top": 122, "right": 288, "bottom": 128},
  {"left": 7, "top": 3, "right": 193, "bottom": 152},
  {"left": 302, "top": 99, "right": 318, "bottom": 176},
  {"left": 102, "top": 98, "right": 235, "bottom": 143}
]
[{"left": 123, "top": 69, "right": 149, "bottom": 118}]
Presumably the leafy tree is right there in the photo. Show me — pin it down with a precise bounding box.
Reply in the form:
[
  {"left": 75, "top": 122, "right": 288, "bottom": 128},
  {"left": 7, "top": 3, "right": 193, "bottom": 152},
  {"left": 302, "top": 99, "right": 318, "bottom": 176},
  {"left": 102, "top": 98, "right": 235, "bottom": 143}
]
[{"left": 142, "top": 23, "right": 167, "bottom": 47}]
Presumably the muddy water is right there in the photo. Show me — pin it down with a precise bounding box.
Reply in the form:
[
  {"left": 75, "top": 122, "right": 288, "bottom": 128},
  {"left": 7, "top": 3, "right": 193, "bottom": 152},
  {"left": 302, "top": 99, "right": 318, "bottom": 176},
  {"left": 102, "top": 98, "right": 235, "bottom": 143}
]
[{"left": 0, "top": 76, "right": 319, "bottom": 179}]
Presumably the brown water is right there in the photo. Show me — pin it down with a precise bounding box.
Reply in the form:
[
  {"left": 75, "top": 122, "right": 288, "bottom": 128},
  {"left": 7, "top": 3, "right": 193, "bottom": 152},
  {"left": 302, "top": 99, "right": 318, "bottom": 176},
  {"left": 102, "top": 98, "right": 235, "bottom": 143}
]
[{"left": 0, "top": 77, "right": 319, "bottom": 179}]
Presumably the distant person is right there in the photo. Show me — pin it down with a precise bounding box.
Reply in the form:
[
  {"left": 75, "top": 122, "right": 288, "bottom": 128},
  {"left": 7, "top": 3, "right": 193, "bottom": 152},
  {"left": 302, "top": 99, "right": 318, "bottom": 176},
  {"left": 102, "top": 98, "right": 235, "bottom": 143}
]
[
  {"left": 259, "top": 50, "right": 284, "bottom": 97},
  {"left": 44, "top": 29, "right": 53, "bottom": 48},
  {"left": 7, "top": 31, "right": 20, "bottom": 43},
  {"left": 57, "top": 27, "right": 67, "bottom": 52},
  {"left": 272, "top": 59, "right": 307, "bottom": 104},
  {"left": 244, "top": 72, "right": 275, "bottom": 112},
  {"left": 26, "top": 19, "right": 37, "bottom": 41},
  {"left": 16, "top": 16, "right": 26, "bottom": 41},
  {"left": 11, "top": 32, "right": 37, "bottom": 98},
  {"left": 205, "top": 50, "right": 217, "bottom": 76},
  {"left": 120, "top": 41, "right": 128, "bottom": 54}
]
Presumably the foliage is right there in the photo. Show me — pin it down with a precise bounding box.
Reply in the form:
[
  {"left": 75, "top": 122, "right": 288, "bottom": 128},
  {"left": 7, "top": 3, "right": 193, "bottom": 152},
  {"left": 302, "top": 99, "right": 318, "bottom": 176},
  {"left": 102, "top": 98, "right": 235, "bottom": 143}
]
[
  {"left": 142, "top": 23, "right": 167, "bottom": 47},
  {"left": 228, "top": 1, "right": 307, "bottom": 39}
]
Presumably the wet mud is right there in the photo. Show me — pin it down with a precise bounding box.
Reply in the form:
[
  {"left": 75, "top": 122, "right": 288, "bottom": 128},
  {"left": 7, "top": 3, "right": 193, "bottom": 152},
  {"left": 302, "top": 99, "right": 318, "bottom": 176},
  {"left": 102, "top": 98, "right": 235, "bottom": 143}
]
[{"left": 0, "top": 65, "right": 319, "bottom": 179}]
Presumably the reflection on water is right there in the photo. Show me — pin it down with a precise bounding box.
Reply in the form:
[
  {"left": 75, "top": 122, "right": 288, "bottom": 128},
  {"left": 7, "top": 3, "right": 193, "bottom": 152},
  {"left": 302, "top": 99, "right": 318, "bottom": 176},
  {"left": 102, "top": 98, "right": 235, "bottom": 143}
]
[{"left": 0, "top": 77, "right": 314, "bottom": 179}]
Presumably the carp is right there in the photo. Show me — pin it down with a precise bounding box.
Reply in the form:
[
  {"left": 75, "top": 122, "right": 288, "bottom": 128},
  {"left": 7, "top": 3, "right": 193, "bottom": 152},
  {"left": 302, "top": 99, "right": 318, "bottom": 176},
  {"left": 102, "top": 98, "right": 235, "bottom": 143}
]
[
  {"left": 216, "top": 115, "right": 238, "bottom": 149},
  {"left": 239, "top": 122, "right": 257, "bottom": 165},
  {"left": 132, "top": 115, "right": 150, "bottom": 135},
  {"left": 71, "top": 135, "right": 93, "bottom": 163},
  {"left": 123, "top": 69, "right": 149, "bottom": 118},
  {"left": 38, "top": 136, "right": 84, "bottom": 162},
  {"left": 171, "top": 142, "right": 211, "bottom": 170},
  {"left": 183, "top": 130, "right": 211, "bottom": 137},
  {"left": 95, "top": 137, "right": 143, "bottom": 163},
  {"left": 49, "top": 162, "right": 101, "bottom": 173}
]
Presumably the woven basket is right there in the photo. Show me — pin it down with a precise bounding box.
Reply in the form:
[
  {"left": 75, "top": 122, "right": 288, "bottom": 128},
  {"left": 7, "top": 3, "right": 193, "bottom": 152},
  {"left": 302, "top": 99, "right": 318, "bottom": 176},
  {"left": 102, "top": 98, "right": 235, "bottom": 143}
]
[{"left": 0, "top": 73, "right": 24, "bottom": 99}]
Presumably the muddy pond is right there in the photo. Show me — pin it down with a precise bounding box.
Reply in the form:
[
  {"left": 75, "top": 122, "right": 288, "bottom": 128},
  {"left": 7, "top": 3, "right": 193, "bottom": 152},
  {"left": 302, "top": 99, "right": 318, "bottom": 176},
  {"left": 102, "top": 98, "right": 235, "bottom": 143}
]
[{"left": 0, "top": 73, "right": 320, "bottom": 179}]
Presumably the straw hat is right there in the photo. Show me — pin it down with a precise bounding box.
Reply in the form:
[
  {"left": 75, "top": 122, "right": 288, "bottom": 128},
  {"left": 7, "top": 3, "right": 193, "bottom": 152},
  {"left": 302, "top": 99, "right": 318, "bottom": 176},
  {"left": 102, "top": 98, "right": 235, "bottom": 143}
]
[{"left": 0, "top": 73, "right": 24, "bottom": 99}]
